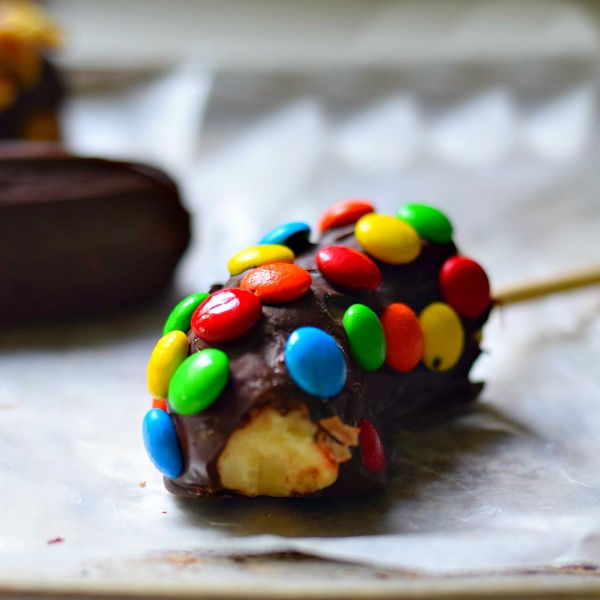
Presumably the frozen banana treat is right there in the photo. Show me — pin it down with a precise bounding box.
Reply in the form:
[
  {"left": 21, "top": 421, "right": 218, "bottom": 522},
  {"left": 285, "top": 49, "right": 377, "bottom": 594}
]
[
  {"left": 0, "top": 0, "right": 64, "bottom": 140},
  {"left": 143, "top": 200, "right": 491, "bottom": 498},
  {"left": 0, "top": 143, "right": 190, "bottom": 325}
]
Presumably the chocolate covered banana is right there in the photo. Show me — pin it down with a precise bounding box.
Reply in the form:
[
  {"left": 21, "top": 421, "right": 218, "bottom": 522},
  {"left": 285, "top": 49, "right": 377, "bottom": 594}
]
[
  {"left": 0, "top": 144, "right": 190, "bottom": 325},
  {"left": 143, "top": 200, "right": 490, "bottom": 498}
]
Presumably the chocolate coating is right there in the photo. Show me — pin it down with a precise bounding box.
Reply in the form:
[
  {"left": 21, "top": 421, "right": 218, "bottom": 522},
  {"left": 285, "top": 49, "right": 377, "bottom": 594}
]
[
  {"left": 0, "top": 144, "right": 190, "bottom": 325},
  {"left": 0, "top": 59, "right": 64, "bottom": 140},
  {"left": 165, "top": 224, "right": 489, "bottom": 498}
]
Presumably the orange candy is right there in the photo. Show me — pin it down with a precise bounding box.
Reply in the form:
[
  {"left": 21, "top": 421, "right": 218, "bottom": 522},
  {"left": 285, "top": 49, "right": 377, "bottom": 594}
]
[
  {"left": 152, "top": 398, "right": 167, "bottom": 411},
  {"left": 318, "top": 199, "right": 374, "bottom": 232},
  {"left": 239, "top": 262, "right": 312, "bottom": 303},
  {"left": 380, "top": 303, "right": 424, "bottom": 372}
]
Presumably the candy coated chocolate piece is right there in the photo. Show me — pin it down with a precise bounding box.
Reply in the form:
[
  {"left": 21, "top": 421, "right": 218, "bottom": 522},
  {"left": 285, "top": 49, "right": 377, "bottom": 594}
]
[
  {"left": 355, "top": 213, "right": 421, "bottom": 264},
  {"left": 152, "top": 398, "right": 167, "bottom": 411},
  {"left": 419, "top": 302, "right": 465, "bottom": 371},
  {"left": 439, "top": 256, "right": 491, "bottom": 318},
  {"left": 396, "top": 203, "right": 453, "bottom": 244},
  {"left": 227, "top": 244, "right": 295, "bottom": 276},
  {"left": 342, "top": 304, "right": 386, "bottom": 371},
  {"left": 359, "top": 419, "right": 386, "bottom": 473},
  {"left": 168, "top": 349, "right": 230, "bottom": 415},
  {"left": 191, "top": 288, "right": 262, "bottom": 343},
  {"left": 316, "top": 245, "right": 382, "bottom": 290},
  {"left": 163, "top": 292, "right": 210, "bottom": 335},
  {"left": 285, "top": 327, "right": 347, "bottom": 398},
  {"left": 142, "top": 409, "right": 183, "bottom": 478},
  {"left": 239, "top": 262, "right": 312, "bottom": 303},
  {"left": 318, "top": 199, "right": 374, "bottom": 232},
  {"left": 258, "top": 221, "right": 311, "bottom": 253},
  {"left": 146, "top": 331, "right": 189, "bottom": 399},
  {"left": 380, "top": 303, "right": 424, "bottom": 372}
]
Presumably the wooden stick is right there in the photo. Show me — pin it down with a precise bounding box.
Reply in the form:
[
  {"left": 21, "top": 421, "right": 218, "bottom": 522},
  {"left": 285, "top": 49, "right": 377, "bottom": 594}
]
[{"left": 493, "top": 265, "right": 600, "bottom": 306}]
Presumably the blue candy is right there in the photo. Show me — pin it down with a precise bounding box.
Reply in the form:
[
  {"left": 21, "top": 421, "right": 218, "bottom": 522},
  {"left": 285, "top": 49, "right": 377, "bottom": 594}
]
[
  {"left": 259, "top": 221, "right": 310, "bottom": 247},
  {"left": 142, "top": 408, "right": 183, "bottom": 478},
  {"left": 285, "top": 327, "right": 347, "bottom": 398}
]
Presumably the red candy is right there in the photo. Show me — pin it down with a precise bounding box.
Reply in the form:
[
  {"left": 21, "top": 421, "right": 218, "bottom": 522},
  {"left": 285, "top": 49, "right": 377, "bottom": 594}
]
[
  {"left": 359, "top": 418, "right": 385, "bottom": 472},
  {"left": 316, "top": 245, "right": 381, "bottom": 290},
  {"left": 239, "top": 262, "right": 312, "bottom": 303},
  {"left": 318, "top": 199, "right": 374, "bottom": 233},
  {"left": 439, "top": 256, "right": 490, "bottom": 319},
  {"left": 380, "top": 303, "right": 424, "bottom": 371},
  {"left": 191, "top": 288, "right": 262, "bottom": 343},
  {"left": 152, "top": 398, "right": 167, "bottom": 411}
]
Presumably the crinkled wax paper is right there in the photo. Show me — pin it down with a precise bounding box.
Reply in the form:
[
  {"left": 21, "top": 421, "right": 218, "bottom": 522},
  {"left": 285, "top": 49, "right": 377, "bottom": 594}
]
[{"left": 2, "top": 4, "right": 600, "bottom": 581}]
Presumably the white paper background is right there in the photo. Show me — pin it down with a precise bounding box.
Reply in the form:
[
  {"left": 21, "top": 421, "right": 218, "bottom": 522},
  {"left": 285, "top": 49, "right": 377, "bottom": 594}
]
[{"left": 2, "top": 0, "right": 600, "bottom": 583}]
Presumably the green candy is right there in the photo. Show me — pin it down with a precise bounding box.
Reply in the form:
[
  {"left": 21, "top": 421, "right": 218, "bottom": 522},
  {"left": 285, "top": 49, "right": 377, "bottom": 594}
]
[
  {"left": 342, "top": 304, "right": 386, "bottom": 371},
  {"left": 168, "top": 349, "right": 229, "bottom": 415},
  {"left": 163, "top": 292, "right": 209, "bottom": 335},
  {"left": 396, "top": 203, "right": 453, "bottom": 244}
]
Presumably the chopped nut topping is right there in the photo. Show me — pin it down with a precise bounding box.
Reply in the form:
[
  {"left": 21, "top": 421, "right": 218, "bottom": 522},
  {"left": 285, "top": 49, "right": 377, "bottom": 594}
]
[{"left": 316, "top": 416, "right": 360, "bottom": 464}]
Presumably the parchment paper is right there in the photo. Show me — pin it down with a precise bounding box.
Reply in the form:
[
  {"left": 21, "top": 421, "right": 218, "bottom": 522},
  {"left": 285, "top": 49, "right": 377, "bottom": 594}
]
[{"left": 2, "top": 5, "right": 600, "bottom": 580}]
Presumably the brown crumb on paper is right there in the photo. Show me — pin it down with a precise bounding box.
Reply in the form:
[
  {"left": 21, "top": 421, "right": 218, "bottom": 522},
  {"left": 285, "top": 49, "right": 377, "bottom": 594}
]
[{"left": 138, "top": 481, "right": 146, "bottom": 488}]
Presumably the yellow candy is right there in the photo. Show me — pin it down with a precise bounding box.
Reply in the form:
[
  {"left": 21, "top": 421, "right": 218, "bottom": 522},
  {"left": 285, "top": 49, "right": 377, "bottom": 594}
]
[
  {"left": 355, "top": 214, "right": 421, "bottom": 264},
  {"left": 227, "top": 244, "right": 295, "bottom": 276},
  {"left": 419, "top": 302, "right": 464, "bottom": 371},
  {"left": 147, "top": 331, "right": 189, "bottom": 399}
]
